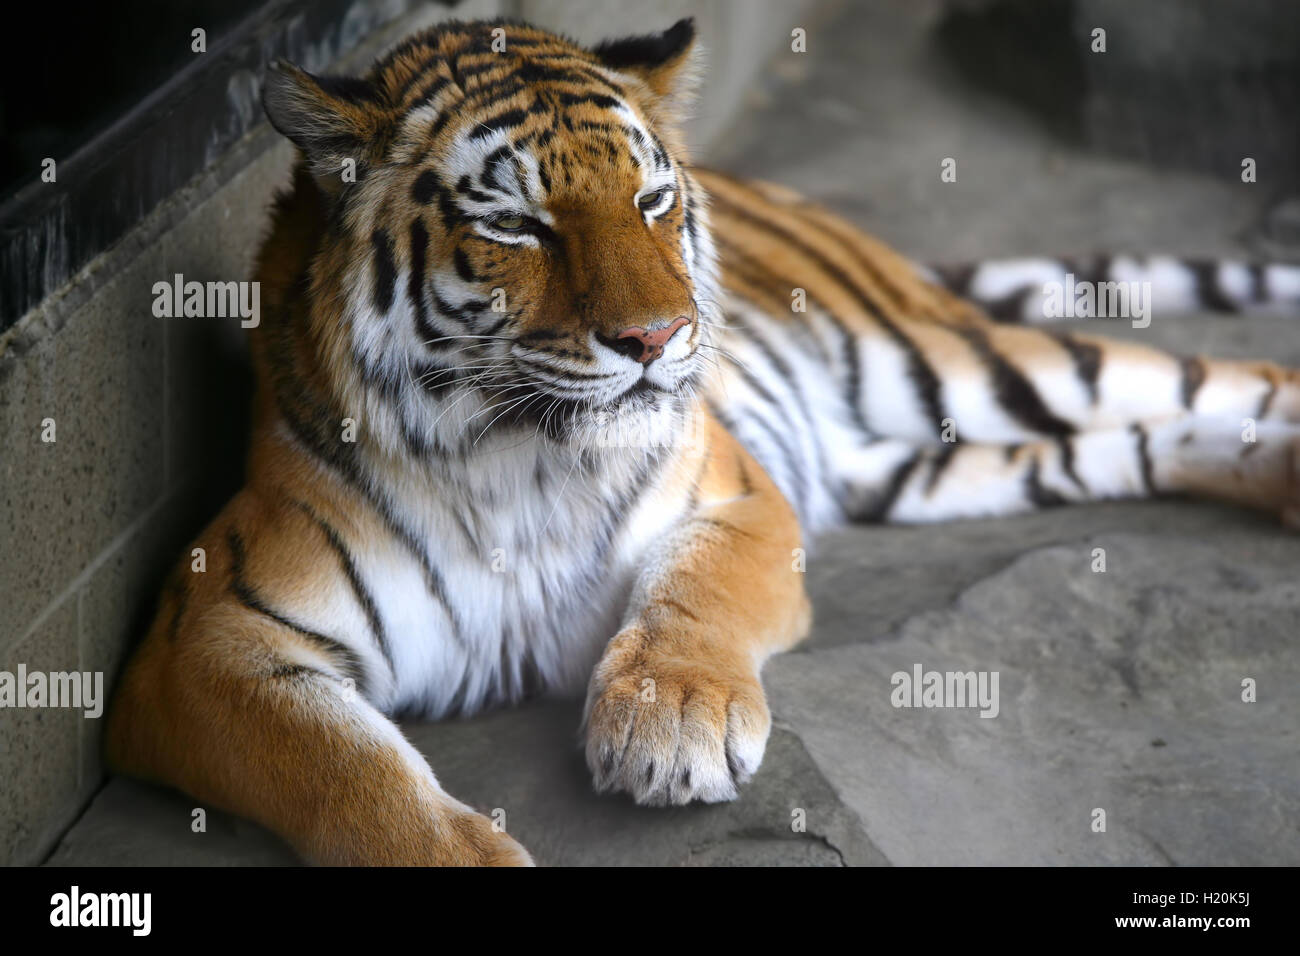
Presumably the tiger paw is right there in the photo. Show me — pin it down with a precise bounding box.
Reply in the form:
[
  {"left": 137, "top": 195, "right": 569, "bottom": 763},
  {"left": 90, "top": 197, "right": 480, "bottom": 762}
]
[
  {"left": 583, "top": 629, "right": 771, "bottom": 806},
  {"left": 426, "top": 808, "right": 535, "bottom": 867}
]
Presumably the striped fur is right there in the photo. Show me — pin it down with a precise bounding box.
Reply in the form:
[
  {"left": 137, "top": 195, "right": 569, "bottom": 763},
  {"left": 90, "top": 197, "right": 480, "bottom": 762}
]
[
  {"left": 701, "top": 170, "right": 1300, "bottom": 528},
  {"left": 106, "top": 18, "right": 1300, "bottom": 866},
  {"left": 926, "top": 255, "right": 1300, "bottom": 323}
]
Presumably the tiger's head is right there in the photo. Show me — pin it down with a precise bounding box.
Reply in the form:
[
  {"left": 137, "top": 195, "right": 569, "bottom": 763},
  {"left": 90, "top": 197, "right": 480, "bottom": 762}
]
[{"left": 261, "top": 18, "right": 717, "bottom": 456}]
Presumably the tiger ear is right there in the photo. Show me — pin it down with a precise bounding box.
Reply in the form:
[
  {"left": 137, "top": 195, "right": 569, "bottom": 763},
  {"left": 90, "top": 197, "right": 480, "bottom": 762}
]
[
  {"left": 262, "top": 61, "right": 388, "bottom": 190},
  {"left": 591, "top": 18, "right": 700, "bottom": 121}
]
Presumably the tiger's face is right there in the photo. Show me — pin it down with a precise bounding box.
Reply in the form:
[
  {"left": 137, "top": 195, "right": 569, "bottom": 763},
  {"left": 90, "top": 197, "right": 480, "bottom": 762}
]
[{"left": 264, "top": 18, "right": 717, "bottom": 452}]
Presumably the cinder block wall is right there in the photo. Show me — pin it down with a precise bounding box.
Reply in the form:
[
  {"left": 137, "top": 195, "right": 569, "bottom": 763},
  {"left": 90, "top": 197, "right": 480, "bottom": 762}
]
[{"left": 0, "top": 0, "right": 816, "bottom": 864}]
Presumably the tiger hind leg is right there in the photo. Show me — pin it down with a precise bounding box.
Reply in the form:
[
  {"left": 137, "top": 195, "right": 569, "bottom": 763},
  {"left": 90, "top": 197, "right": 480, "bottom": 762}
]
[{"left": 840, "top": 417, "right": 1300, "bottom": 525}]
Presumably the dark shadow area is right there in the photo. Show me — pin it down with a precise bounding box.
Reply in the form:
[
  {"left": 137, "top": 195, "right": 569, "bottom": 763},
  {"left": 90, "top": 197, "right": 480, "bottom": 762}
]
[
  {"left": 934, "top": 0, "right": 1086, "bottom": 143},
  {"left": 0, "top": 1, "right": 264, "bottom": 204},
  {"left": 934, "top": 0, "right": 1300, "bottom": 181}
]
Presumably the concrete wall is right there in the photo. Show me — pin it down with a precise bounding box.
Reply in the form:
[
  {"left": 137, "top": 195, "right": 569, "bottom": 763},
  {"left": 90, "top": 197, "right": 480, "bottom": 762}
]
[{"left": 0, "top": 0, "right": 816, "bottom": 864}]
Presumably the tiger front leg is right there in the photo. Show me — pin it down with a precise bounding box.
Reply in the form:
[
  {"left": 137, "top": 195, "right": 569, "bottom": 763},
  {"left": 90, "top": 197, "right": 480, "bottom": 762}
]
[
  {"left": 106, "top": 541, "right": 534, "bottom": 867},
  {"left": 583, "top": 422, "right": 812, "bottom": 805}
]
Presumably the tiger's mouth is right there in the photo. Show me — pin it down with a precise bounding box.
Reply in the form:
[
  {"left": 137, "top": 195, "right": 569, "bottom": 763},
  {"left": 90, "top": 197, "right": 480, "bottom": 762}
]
[
  {"left": 617, "top": 377, "right": 671, "bottom": 401},
  {"left": 603, "top": 358, "right": 704, "bottom": 409},
  {"left": 473, "top": 367, "right": 690, "bottom": 447},
  {"left": 501, "top": 352, "right": 697, "bottom": 403}
]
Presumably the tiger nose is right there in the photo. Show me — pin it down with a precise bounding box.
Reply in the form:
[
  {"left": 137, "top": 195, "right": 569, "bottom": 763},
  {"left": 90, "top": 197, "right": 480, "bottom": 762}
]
[{"left": 603, "top": 316, "right": 690, "bottom": 364}]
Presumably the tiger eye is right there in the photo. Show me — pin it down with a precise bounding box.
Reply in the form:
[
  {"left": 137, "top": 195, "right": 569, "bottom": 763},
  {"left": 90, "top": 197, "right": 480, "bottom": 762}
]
[
  {"left": 494, "top": 214, "right": 526, "bottom": 231},
  {"left": 638, "top": 190, "right": 665, "bottom": 210}
]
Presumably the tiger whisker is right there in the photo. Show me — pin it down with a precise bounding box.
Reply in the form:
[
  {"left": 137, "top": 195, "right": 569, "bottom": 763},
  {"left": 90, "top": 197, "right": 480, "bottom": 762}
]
[{"left": 472, "top": 391, "right": 543, "bottom": 445}]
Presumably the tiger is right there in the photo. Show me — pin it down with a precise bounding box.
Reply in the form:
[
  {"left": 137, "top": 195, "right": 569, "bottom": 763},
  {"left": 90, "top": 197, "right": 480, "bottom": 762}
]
[{"left": 104, "top": 16, "right": 1300, "bottom": 866}]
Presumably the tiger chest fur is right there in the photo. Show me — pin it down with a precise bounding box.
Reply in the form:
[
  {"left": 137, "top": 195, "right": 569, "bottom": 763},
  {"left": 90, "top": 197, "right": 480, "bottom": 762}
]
[{"left": 328, "top": 432, "right": 696, "bottom": 717}]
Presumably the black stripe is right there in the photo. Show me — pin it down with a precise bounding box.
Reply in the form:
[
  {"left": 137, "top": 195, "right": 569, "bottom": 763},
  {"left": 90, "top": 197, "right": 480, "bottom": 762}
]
[
  {"left": 708, "top": 188, "right": 946, "bottom": 435},
  {"left": 732, "top": 315, "right": 834, "bottom": 501},
  {"left": 428, "top": 108, "right": 456, "bottom": 143},
  {"left": 226, "top": 528, "right": 369, "bottom": 695},
  {"left": 455, "top": 174, "right": 496, "bottom": 204},
  {"left": 930, "top": 263, "right": 976, "bottom": 298},
  {"left": 408, "top": 217, "right": 435, "bottom": 343},
  {"left": 714, "top": 171, "right": 912, "bottom": 310},
  {"left": 268, "top": 663, "right": 322, "bottom": 681},
  {"left": 622, "top": 123, "right": 650, "bottom": 155},
  {"left": 1190, "top": 261, "right": 1238, "bottom": 313},
  {"left": 271, "top": 408, "right": 464, "bottom": 649},
  {"left": 431, "top": 289, "right": 490, "bottom": 325},
  {"left": 410, "top": 74, "right": 452, "bottom": 109},
  {"left": 294, "top": 500, "right": 395, "bottom": 678},
  {"left": 981, "top": 288, "right": 1039, "bottom": 323},
  {"left": 453, "top": 54, "right": 506, "bottom": 83},
  {"left": 479, "top": 145, "right": 513, "bottom": 194},
  {"left": 712, "top": 234, "right": 873, "bottom": 438},
  {"left": 412, "top": 170, "right": 440, "bottom": 205},
  {"left": 925, "top": 442, "right": 959, "bottom": 493},
  {"left": 682, "top": 196, "right": 698, "bottom": 251},
  {"left": 647, "top": 131, "right": 671, "bottom": 171},
  {"left": 957, "top": 328, "right": 1075, "bottom": 437},
  {"left": 1180, "top": 355, "right": 1207, "bottom": 409},
  {"left": 720, "top": 361, "right": 810, "bottom": 519},
  {"left": 371, "top": 228, "right": 396, "bottom": 312},
  {"left": 457, "top": 76, "right": 529, "bottom": 115},
  {"left": 1131, "top": 424, "right": 1156, "bottom": 494},
  {"left": 710, "top": 234, "right": 795, "bottom": 311},
  {"left": 408, "top": 165, "right": 469, "bottom": 233},
  {"left": 862, "top": 453, "right": 921, "bottom": 522},
  {"left": 453, "top": 247, "right": 480, "bottom": 283},
  {"left": 437, "top": 183, "right": 469, "bottom": 231},
  {"left": 1024, "top": 457, "right": 1068, "bottom": 508},
  {"left": 469, "top": 107, "right": 529, "bottom": 140},
  {"left": 1054, "top": 333, "right": 1102, "bottom": 404},
  {"left": 559, "top": 92, "right": 621, "bottom": 110},
  {"left": 394, "top": 53, "right": 446, "bottom": 102},
  {"left": 1056, "top": 436, "right": 1086, "bottom": 493},
  {"left": 384, "top": 42, "right": 457, "bottom": 102},
  {"left": 261, "top": 289, "right": 466, "bottom": 644},
  {"left": 1256, "top": 379, "right": 1278, "bottom": 419},
  {"left": 517, "top": 358, "right": 612, "bottom": 382}
]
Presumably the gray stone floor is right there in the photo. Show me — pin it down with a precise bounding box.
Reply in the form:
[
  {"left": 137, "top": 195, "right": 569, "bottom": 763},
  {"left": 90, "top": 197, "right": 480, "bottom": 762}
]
[{"left": 47, "top": 0, "right": 1300, "bottom": 865}]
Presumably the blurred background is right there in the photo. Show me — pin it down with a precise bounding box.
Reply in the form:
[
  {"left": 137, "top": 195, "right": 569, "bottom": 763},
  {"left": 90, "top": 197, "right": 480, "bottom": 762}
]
[{"left": 2, "top": 0, "right": 1298, "bottom": 866}]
